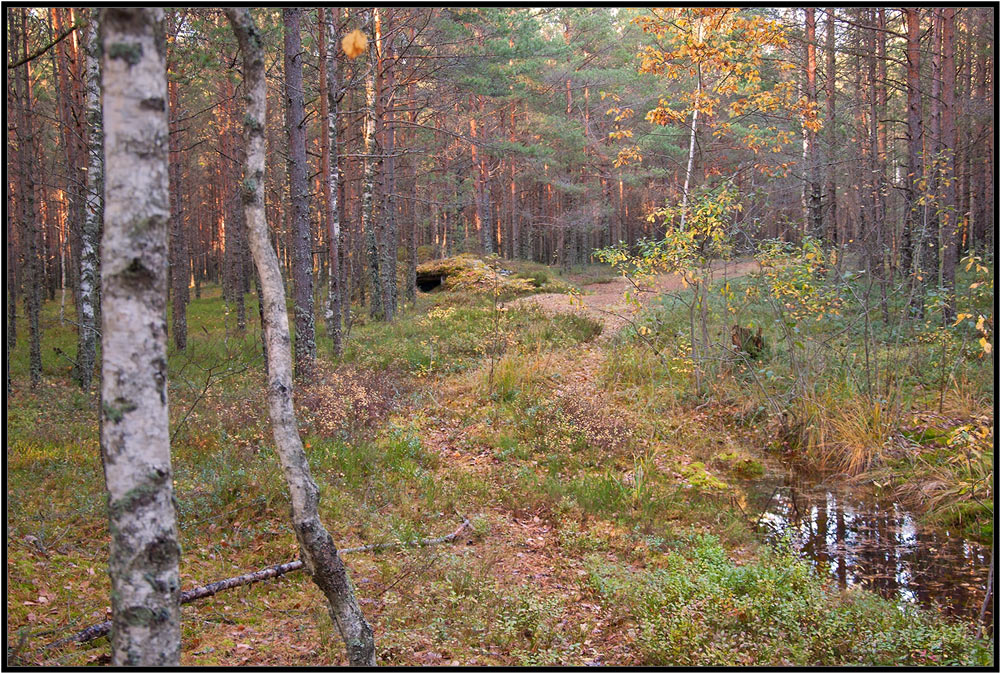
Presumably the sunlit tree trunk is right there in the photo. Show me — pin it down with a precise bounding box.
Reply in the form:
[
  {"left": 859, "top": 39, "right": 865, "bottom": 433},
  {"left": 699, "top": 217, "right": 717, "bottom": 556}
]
[
  {"left": 98, "top": 8, "right": 180, "bottom": 665},
  {"left": 361, "top": 10, "right": 383, "bottom": 320},
  {"left": 226, "top": 8, "right": 376, "bottom": 665}
]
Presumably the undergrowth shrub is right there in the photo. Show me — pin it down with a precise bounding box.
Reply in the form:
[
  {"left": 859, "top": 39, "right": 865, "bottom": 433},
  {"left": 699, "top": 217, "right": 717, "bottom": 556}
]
[{"left": 586, "top": 532, "right": 992, "bottom": 666}]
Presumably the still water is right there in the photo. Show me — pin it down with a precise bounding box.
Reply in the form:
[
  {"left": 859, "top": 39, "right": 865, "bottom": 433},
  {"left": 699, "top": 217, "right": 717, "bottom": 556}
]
[{"left": 746, "top": 467, "right": 993, "bottom": 625}]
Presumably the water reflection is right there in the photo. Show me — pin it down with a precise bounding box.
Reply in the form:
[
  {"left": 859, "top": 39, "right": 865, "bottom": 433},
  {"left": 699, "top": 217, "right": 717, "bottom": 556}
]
[{"left": 749, "top": 469, "right": 993, "bottom": 624}]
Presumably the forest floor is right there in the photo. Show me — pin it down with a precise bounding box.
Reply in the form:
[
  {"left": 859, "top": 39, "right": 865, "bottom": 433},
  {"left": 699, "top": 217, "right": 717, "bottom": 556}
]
[
  {"left": 6, "top": 259, "right": 992, "bottom": 666},
  {"left": 514, "top": 258, "right": 760, "bottom": 338}
]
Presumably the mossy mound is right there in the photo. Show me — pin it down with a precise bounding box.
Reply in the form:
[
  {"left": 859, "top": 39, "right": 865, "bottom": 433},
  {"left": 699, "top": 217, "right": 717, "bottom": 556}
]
[{"left": 416, "top": 255, "right": 538, "bottom": 296}]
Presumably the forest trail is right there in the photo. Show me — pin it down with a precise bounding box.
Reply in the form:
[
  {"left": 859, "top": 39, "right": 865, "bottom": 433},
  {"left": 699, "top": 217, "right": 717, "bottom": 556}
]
[
  {"left": 512, "top": 258, "right": 760, "bottom": 339},
  {"left": 411, "top": 258, "right": 764, "bottom": 664}
]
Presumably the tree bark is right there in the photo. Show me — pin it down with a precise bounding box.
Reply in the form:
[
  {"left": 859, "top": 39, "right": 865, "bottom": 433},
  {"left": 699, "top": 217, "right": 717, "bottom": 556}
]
[
  {"left": 225, "top": 8, "right": 376, "bottom": 666},
  {"left": 804, "top": 7, "right": 822, "bottom": 238},
  {"left": 98, "top": 8, "right": 180, "bottom": 666},
  {"left": 824, "top": 7, "right": 837, "bottom": 245},
  {"left": 168, "top": 76, "right": 188, "bottom": 351},
  {"left": 903, "top": 8, "right": 925, "bottom": 299},
  {"left": 362, "top": 11, "right": 383, "bottom": 320},
  {"left": 75, "top": 13, "right": 103, "bottom": 389},
  {"left": 284, "top": 8, "right": 316, "bottom": 377},
  {"left": 15, "top": 9, "right": 43, "bottom": 389},
  {"left": 938, "top": 7, "right": 957, "bottom": 322},
  {"left": 379, "top": 24, "right": 399, "bottom": 320},
  {"left": 320, "top": 7, "right": 343, "bottom": 355}
]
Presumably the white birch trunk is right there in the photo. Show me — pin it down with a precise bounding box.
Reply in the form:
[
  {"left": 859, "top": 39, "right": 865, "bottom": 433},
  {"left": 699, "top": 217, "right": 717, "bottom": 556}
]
[
  {"left": 361, "top": 12, "right": 382, "bottom": 320},
  {"left": 324, "top": 7, "right": 343, "bottom": 354},
  {"left": 98, "top": 8, "right": 180, "bottom": 666},
  {"left": 225, "top": 8, "right": 376, "bottom": 666},
  {"left": 680, "top": 21, "right": 703, "bottom": 230},
  {"left": 77, "top": 12, "right": 102, "bottom": 390}
]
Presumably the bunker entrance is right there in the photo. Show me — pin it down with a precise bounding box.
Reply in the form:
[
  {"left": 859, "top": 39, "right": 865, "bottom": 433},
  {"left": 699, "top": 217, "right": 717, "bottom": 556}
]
[{"left": 416, "top": 272, "right": 444, "bottom": 292}]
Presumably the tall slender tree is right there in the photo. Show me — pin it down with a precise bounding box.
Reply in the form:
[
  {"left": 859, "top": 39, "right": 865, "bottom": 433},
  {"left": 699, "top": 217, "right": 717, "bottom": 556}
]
[
  {"left": 903, "top": 7, "right": 925, "bottom": 302},
  {"left": 226, "top": 8, "right": 376, "bottom": 665},
  {"left": 939, "top": 7, "right": 958, "bottom": 322},
  {"left": 321, "top": 7, "right": 343, "bottom": 355},
  {"left": 76, "top": 11, "right": 103, "bottom": 388},
  {"left": 361, "top": 10, "right": 383, "bottom": 319},
  {"left": 284, "top": 7, "right": 316, "bottom": 377},
  {"left": 98, "top": 7, "right": 181, "bottom": 665}
]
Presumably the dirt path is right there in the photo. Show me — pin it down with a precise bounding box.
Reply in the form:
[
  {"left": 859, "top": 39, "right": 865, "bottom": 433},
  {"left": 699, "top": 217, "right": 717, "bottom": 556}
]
[{"left": 512, "top": 259, "right": 758, "bottom": 339}]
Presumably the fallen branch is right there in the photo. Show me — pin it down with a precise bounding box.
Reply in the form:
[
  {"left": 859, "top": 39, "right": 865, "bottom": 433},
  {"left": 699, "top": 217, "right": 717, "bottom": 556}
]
[{"left": 45, "top": 518, "right": 472, "bottom": 650}]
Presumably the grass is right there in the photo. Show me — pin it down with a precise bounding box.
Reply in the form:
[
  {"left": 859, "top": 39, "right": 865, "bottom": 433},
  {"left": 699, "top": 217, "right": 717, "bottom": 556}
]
[
  {"left": 608, "top": 259, "right": 994, "bottom": 541},
  {"left": 5, "top": 261, "right": 994, "bottom": 666},
  {"left": 585, "top": 532, "right": 992, "bottom": 666}
]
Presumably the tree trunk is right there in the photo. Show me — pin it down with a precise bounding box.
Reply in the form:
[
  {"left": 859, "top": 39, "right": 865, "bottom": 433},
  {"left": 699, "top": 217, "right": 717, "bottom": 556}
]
[
  {"left": 405, "top": 73, "right": 418, "bottom": 304},
  {"left": 471, "top": 99, "right": 494, "bottom": 255},
  {"left": 15, "top": 9, "right": 43, "bottom": 388},
  {"left": 804, "top": 7, "right": 822, "bottom": 238},
  {"left": 362, "top": 11, "right": 383, "bottom": 320},
  {"left": 72, "top": 12, "right": 103, "bottom": 389},
  {"left": 320, "top": 7, "right": 343, "bottom": 355},
  {"left": 98, "top": 8, "right": 181, "bottom": 665},
  {"left": 226, "top": 9, "right": 376, "bottom": 665},
  {"left": 284, "top": 7, "right": 315, "bottom": 378},
  {"left": 938, "top": 7, "right": 958, "bottom": 322},
  {"left": 376, "top": 11, "right": 399, "bottom": 319},
  {"left": 824, "top": 7, "right": 837, "bottom": 246},
  {"left": 903, "top": 8, "right": 925, "bottom": 304},
  {"left": 926, "top": 9, "right": 943, "bottom": 286},
  {"left": 168, "top": 77, "right": 188, "bottom": 351}
]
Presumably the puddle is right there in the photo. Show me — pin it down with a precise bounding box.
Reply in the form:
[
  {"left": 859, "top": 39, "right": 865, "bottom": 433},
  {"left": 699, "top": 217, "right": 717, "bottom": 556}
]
[{"left": 746, "top": 467, "right": 993, "bottom": 625}]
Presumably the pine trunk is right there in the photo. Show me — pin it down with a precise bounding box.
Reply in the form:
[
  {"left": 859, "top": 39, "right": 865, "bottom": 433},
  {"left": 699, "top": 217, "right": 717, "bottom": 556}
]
[{"left": 939, "top": 7, "right": 958, "bottom": 322}]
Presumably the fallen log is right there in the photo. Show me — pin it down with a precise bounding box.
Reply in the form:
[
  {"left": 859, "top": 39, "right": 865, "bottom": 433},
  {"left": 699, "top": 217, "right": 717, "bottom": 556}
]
[{"left": 45, "top": 518, "right": 471, "bottom": 650}]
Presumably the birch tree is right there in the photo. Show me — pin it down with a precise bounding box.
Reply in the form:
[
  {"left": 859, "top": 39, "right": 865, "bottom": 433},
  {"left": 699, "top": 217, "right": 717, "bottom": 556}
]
[
  {"left": 99, "top": 7, "right": 181, "bottom": 665},
  {"left": 77, "top": 12, "right": 102, "bottom": 387},
  {"left": 283, "top": 7, "right": 315, "bottom": 377},
  {"left": 225, "top": 8, "right": 376, "bottom": 665},
  {"left": 321, "top": 6, "right": 344, "bottom": 355},
  {"left": 361, "top": 10, "right": 383, "bottom": 320}
]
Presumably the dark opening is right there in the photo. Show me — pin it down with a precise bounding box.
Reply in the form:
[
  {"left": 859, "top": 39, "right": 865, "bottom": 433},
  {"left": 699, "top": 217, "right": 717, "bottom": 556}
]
[{"left": 416, "top": 272, "right": 445, "bottom": 292}]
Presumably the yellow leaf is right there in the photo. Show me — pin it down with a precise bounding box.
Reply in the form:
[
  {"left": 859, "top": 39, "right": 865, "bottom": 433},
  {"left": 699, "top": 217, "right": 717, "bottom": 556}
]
[
  {"left": 976, "top": 315, "right": 985, "bottom": 332},
  {"left": 980, "top": 337, "right": 992, "bottom": 355},
  {"left": 952, "top": 313, "right": 971, "bottom": 327},
  {"left": 342, "top": 29, "right": 368, "bottom": 60}
]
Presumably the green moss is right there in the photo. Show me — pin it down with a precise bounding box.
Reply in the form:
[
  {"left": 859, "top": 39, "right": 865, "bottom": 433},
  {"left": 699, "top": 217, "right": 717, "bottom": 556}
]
[{"left": 108, "top": 42, "right": 143, "bottom": 66}]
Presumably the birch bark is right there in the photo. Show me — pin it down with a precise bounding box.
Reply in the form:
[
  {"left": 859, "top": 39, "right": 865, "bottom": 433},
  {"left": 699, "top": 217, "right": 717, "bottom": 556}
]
[
  {"left": 323, "top": 7, "right": 343, "bottom": 354},
  {"left": 361, "top": 11, "right": 383, "bottom": 320},
  {"left": 225, "top": 8, "right": 376, "bottom": 665},
  {"left": 77, "top": 13, "right": 103, "bottom": 388},
  {"left": 99, "top": 7, "right": 180, "bottom": 665},
  {"left": 283, "top": 7, "right": 315, "bottom": 377}
]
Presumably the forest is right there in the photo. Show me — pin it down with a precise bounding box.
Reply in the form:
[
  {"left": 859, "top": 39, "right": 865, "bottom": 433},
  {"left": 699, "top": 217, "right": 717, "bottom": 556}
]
[{"left": 5, "top": 5, "right": 995, "bottom": 667}]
